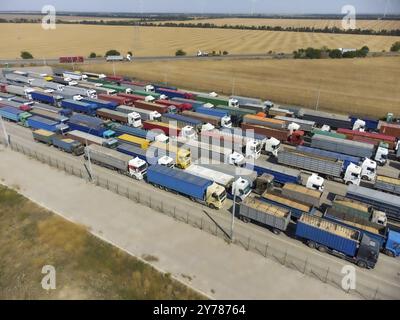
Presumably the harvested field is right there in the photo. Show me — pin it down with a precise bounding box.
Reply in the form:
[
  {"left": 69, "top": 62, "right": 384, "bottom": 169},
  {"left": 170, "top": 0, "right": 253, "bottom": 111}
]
[
  {"left": 0, "top": 23, "right": 399, "bottom": 59},
  {"left": 0, "top": 14, "right": 139, "bottom": 21},
  {"left": 77, "top": 56, "right": 400, "bottom": 118},
  {"left": 168, "top": 18, "right": 400, "bottom": 31}
]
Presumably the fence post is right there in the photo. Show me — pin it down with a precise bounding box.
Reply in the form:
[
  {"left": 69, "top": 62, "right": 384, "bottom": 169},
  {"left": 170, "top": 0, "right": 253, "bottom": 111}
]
[
  {"left": 264, "top": 243, "right": 269, "bottom": 257},
  {"left": 283, "top": 250, "right": 288, "bottom": 265},
  {"left": 201, "top": 217, "right": 203, "bottom": 230},
  {"left": 303, "top": 257, "right": 308, "bottom": 274},
  {"left": 247, "top": 237, "right": 251, "bottom": 250},
  {"left": 324, "top": 267, "right": 330, "bottom": 283},
  {"left": 373, "top": 287, "right": 379, "bottom": 300}
]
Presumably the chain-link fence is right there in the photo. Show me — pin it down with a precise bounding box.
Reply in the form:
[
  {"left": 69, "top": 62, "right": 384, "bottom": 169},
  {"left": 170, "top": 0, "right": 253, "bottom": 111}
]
[{"left": 4, "top": 138, "right": 400, "bottom": 300}]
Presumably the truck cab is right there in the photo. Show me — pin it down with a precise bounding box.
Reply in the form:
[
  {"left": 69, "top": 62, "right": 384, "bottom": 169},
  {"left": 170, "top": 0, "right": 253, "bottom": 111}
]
[
  {"left": 228, "top": 152, "right": 246, "bottom": 167},
  {"left": 145, "top": 95, "right": 156, "bottom": 102},
  {"left": 127, "top": 112, "right": 142, "bottom": 128},
  {"left": 180, "top": 126, "right": 197, "bottom": 140},
  {"left": 360, "top": 158, "right": 377, "bottom": 181},
  {"left": 201, "top": 123, "right": 216, "bottom": 132},
  {"left": 231, "top": 178, "right": 252, "bottom": 201},
  {"left": 158, "top": 156, "right": 175, "bottom": 168},
  {"left": 343, "top": 163, "right": 362, "bottom": 185},
  {"left": 128, "top": 157, "right": 148, "bottom": 180},
  {"left": 221, "top": 115, "right": 233, "bottom": 128},
  {"left": 144, "top": 85, "right": 155, "bottom": 93},
  {"left": 245, "top": 139, "right": 262, "bottom": 159},
  {"left": 228, "top": 98, "right": 239, "bottom": 108},
  {"left": 206, "top": 183, "right": 227, "bottom": 210},
  {"left": 356, "top": 234, "right": 380, "bottom": 269},
  {"left": 353, "top": 119, "right": 366, "bottom": 132},
  {"left": 305, "top": 174, "right": 325, "bottom": 191},
  {"left": 264, "top": 137, "right": 281, "bottom": 157},
  {"left": 102, "top": 138, "right": 119, "bottom": 149},
  {"left": 374, "top": 145, "right": 388, "bottom": 166},
  {"left": 154, "top": 134, "right": 169, "bottom": 143}
]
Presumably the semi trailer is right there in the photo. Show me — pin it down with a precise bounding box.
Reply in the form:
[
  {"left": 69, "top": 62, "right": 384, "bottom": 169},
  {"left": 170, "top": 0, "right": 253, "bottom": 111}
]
[
  {"left": 30, "top": 108, "right": 69, "bottom": 124},
  {"left": 373, "top": 175, "right": 400, "bottom": 195},
  {"left": 298, "top": 109, "right": 352, "bottom": 129},
  {"left": 116, "top": 105, "right": 161, "bottom": 122},
  {"left": 117, "top": 134, "right": 150, "bottom": 150},
  {"left": 241, "top": 123, "right": 304, "bottom": 146},
  {"left": 110, "top": 124, "right": 168, "bottom": 143},
  {"left": 274, "top": 116, "right": 316, "bottom": 132},
  {"left": 26, "top": 116, "right": 69, "bottom": 134},
  {"left": 65, "top": 130, "right": 118, "bottom": 149},
  {"left": 0, "top": 106, "right": 31, "bottom": 124},
  {"left": 30, "top": 92, "right": 63, "bottom": 107},
  {"left": 133, "top": 100, "right": 170, "bottom": 114},
  {"left": 116, "top": 143, "right": 174, "bottom": 167},
  {"left": 193, "top": 106, "right": 232, "bottom": 128},
  {"left": 32, "top": 129, "right": 84, "bottom": 156},
  {"left": 281, "top": 183, "right": 323, "bottom": 207},
  {"left": 148, "top": 141, "right": 191, "bottom": 169},
  {"left": 96, "top": 108, "right": 142, "bottom": 127},
  {"left": 81, "top": 97, "right": 118, "bottom": 110},
  {"left": 61, "top": 99, "right": 98, "bottom": 116},
  {"left": 68, "top": 114, "right": 115, "bottom": 139},
  {"left": 143, "top": 121, "right": 181, "bottom": 137},
  {"left": 337, "top": 128, "right": 397, "bottom": 150}
]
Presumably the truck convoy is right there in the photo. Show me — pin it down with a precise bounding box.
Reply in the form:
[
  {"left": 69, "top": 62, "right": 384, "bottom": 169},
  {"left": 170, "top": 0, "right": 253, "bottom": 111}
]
[
  {"left": 373, "top": 175, "right": 400, "bottom": 196},
  {"left": 85, "top": 144, "right": 147, "bottom": 180},
  {"left": 146, "top": 165, "right": 226, "bottom": 209},
  {"left": 298, "top": 109, "right": 352, "bottom": 129},
  {"left": 32, "top": 129, "right": 84, "bottom": 156},
  {"left": 68, "top": 114, "right": 115, "bottom": 139}
]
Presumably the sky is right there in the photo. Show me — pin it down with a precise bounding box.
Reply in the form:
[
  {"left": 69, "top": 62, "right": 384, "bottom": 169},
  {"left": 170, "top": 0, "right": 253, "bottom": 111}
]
[{"left": 0, "top": 0, "right": 399, "bottom": 14}]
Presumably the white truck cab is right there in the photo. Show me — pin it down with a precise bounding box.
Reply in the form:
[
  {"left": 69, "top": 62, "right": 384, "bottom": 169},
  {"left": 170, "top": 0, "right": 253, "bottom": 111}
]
[
  {"left": 149, "top": 111, "right": 162, "bottom": 121},
  {"left": 145, "top": 85, "right": 155, "bottom": 93},
  {"left": 288, "top": 122, "right": 300, "bottom": 133},
  {"left": 360, "top": 158, "right": 377, "bottom": 181},
  {"left": 128, "top": 157, "right": 148, "bottom": 180},
  {"left": 375, "top": 146, "right": 388, "bottom": 166},
  {"left": 232, "top": 177, "right": 252, "bottom": 201},
  {"left": 127, "top": 112, "right": 142, "bottom": 128},
  {"left": 245, "top": 139, "right": 262, "bottom": 159},
  {"left": 158, "top": 155, "right": 175, "bottom": 168},
  {"left": 305, "top": 174, "right": 325, "bottom": 191},
  {"left": 145, "top": 95, "right": 156, "bottom": 102},
  {"left": 201, "top": 123, "right": 216, "bottom": 132},
  {"left": 159, "top": 94, "right": 168, "bottom": 100},
  {"left": 320, "top": 125, "right": 331, "bottom": 132},
  {"left": 371, "top": 210, "right": 387, "bottom": 226},
  {"left": 343, "top": 163, "right": 362, "bottom": 185},
  {"left": 228, "top": 98, "right": 240, "bottom": 108},
  {"left": 264, "top": 100, "right": 274, "bottom": 108},
  {"left": 353, "top": 119, "right": 366, "bottom": 132},
  {"left": 154, "top": 134, "right": 169, "bottom": 143},
  {"left": 181, "top": 126, "right": 197, "bottom": 140},
  {"left": 264, "top": 137, "right": 281, "bottom": 157},
  {"left": 221, "top": 115, "right": 233, "bottom": 128},
  {"left": 228, "top": 152, "right": 246, "bottom": 167}
]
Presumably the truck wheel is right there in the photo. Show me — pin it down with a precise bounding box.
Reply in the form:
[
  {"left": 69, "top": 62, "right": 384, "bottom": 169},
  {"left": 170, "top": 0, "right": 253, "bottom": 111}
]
[
  {"left": 357, "top": 260, "right": 367, "bottom": 269},
  {"left": 190, "top": 197, "right": 196, "bottom": 202},
  {"left": 384, "top": 249, "right": 395, "bottom": 258},
  {"left": 272, "top": 228, "right": 281, "bottom": 235},
  {"left": 307, "top": 241, "right": 316, "bottom": 249},
  {"left": 208, "top": 203, "right": 216, "bottom": 209},
  {"left": 317, "top": 245, "right": 328, "bottom": 253}
]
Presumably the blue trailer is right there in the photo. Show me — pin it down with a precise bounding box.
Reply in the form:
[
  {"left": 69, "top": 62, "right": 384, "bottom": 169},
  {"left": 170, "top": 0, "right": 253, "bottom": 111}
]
[
  {"left": 350, "top": 116, "right": 379, "bottom": 131},
  {"left": 295, "top": 214, "right": 380, "bottom": 268},
  {"left": 194, "top": 106, "right": 228, "bottom": 119},
  {"left": 81, "top": 97, "right": 117, "bottom": 110},
  {"left": 251, "top": 160, "right": 301, "bottom": 185},
  {"left": 146, "top": 165, "right": 226, "bottom": 209},
  {"left": 26, "top": 116, "right": 69, "bottom": 133},
  {"left": 112, "top": 124, "right": 167, "bottom": 142},
  {"left": 0, "top": 106, "right": 31, "bottom": 123},
  {"left": 30, "top": 92, "right": 62, "bottom": 107},
  {"left": 161, "top": 113, "right": 203, "bottom": 131},
  {"left": 153, "top": 84, "right": 178, "bottom": 91},
  {"left": 61, "top": 99, "right": 98, "bottom": 116},
  {"left": 51, "top": 135, "right": 85, "bottom": 156},
  {"left": 68, "top": 114, "right": 115, "bottom": 138}
]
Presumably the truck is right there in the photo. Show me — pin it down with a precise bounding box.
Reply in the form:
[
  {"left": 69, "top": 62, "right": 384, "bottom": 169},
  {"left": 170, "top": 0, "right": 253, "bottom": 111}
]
[
  {"left": 214, "top": 105, "right": 257, "bottom": 125},
  {"left": 239, "top": 197, "right": 291, "bottom": 234},
  {"left": 30, "top": 108, "right": 69, "bottom": 124},
  {"left": 277, "top": 148, "right": 361, "bottom": 185},
  {"left": 298, "top": 109, "right": 352, "bottom": 129},
  {"left": 61, "top": 99, "right": 98, "bottom": 116},
  {"left": 68, "top": 114, "right": 115, "bottom": 139},
  {"left": 81, "top": 97, "right": 118, "bottom": 110},
  {"left": 336, "top": 128, "right": 397, "bottom": 150},
  {"left": 32, "top": 130, "right": 84, "bottom": 156},
  {"left": 172, "top": 97, "right": 205, "bottom": 110},
  {"left": 185, "top": 164, "right": 252, "bottom": 201},
  {"left": 154, "top": 87, "right": 195, "bottom": 100},
  {"left": 311, "top": 134, "right": 388, "bottom": 166},
  {"left": 117, "top": 143, "right": 174, "bottom": 167},
  {"left": 32, "top": 102, "right": 72, "bottom": 117},
  {"left": 243, "top": 115, "right": 286, "bottom": 129},
  {"left": 66, "top": 130, "right": 118, "bottom": 149},
  {"left": 0, "top": 100, "right": 31, "bottom": 112},
  {"left": 268, "top": 107, "right": 294, "bottom": 117},
  {"left": 161, "top": 113, "right": 203, "bottom": 133},
  {"left": 96, "top": 108, "right": 142, "bottom": 127},
  {"left": 230, "top": 95, "right": 271, "bottom": 109},
  {"left": 143, "top": 121, "right": 181, "bottom": 137},
  {"left": 193, "top": 106, "right": 232, "bottom": 128},
  {"left": 181, "top": 110, "right": 224, "bottom": 128},
  {"left": 26, "top": 116, "right": 69, "bottom": 134},
  {"left": 116, "top": 105, "right": 162, "bottom": 122},
  {"left": 98, "top": 94, "right": 132, "bottom": 106},
  {"left": 346, "top": 184, "right": 400, "bottom": 224},
  {"left": 30, "top": 78, "right": 64, "bottom": 91},
  {"left": 146, "top": 165, "right": 226, "bottom": 209},
  {"left": 350, "top": 117, "right": 379, "bottom": 131},
  {"left": 61, "top": 86, "right": 96, "bottom": 98},
  {"left": 241, "top": 123, "right": 304, "bottom": 146},
  {"left": 133, "top": 100, "right": 169, "bottom": 114},
  {"left": 373, "top": 175, "right": 400, "bottom": 195},
  {"left": 117, "top": 134, "right": 150, "bottom": 150},
  {"left": 148, "top": 142, "right": 191, "bottom": 169},
  {"left": 101, "top": 84, "right": 133, "bottom": 94},
  {"left": 282, "top": 183, "right": 323, "bottom": 207},
  {"left": 155, "top": 99, "right": 193, "bottom": 112},
  {"left": 5, "top": 73, "right": 33, "bottom": 85},
  {"left": 0, "top": 106, "right": 31, "bottom": 124},
  {"left": 311, "top": 129, "right": 347, "bottom": 140},
  {"left": 30, "top": 91, "right": 63, "bottom": 107},
  {"left": 5, "top": 85, "right": 35, "bottom": 99},
  {"left": 117, "top": 93, "right": 148, "bottom": 103},
  {"left": 110, "top": 124, "right": 169, "bottom": 143},
  {"left": 274, "top": 116, "right": 316, "bottom": 132},
  {"left": 85, "top": 144, "right": 147, "bottom": 180},
  {"left": 195, "top": 94, "right": 239, "bottom": 108},
  {"left": 378, "top": 121, "right": 400, "bottom": 137},
  {"left": 133, "top": 90, "right": 163, "bottom": 100},
  {"left": 297, "top": 145, "right": 377, "bottom": 181},
  {"left": 295, "top": 214, "right": 380, "bottom": 268}
]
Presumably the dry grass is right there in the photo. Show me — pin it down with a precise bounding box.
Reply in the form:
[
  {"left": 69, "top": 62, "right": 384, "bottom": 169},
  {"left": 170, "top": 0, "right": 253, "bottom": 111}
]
[
  {"left": 0, "top": 23, "right": 399, "bottom": 59},
  {"left": 0, "top": 14, "right": 139, "bottom": 21},
  {"left": 78, "top": 56, "right": 400, "bottom": 118},
  {"left": 0, "top": 185, "right": 204, "bottom": 300},
  {"left": 168, "top": 18, "right": 400, "bottom": 31}
]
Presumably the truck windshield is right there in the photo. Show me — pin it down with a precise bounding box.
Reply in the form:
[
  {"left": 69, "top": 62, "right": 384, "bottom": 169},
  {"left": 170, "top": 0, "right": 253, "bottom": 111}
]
[
  {"left": 367, "top": 167, "right": 375, "bottom": 173},
  {"left": 216, "top": 190, "right": 227, "bottom": 201},
  {"left": 272, "top": 142, "right": 281, "bottom": 150},
  {"left": 225, "top": 120, "right": 232, "bottom": 127},
  {"left": 138, "top": 163, "right": 148, "bottom": 172},
  {"left": 351, "top": 173, "right": 360, "bottom": 178},
  {"left": 242, "top": 184, "right": 251, "bottom": 196}
]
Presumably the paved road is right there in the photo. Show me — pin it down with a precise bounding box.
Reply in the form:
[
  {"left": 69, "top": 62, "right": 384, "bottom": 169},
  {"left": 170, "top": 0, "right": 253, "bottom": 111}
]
[{"left": 2, "top": 121, "right": 400, "bottom": 299}]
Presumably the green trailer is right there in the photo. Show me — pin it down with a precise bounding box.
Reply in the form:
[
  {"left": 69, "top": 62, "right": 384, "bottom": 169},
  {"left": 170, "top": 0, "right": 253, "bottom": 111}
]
[
  {"left": 311, "top": 129, "right": 347, "bottom": 140},
  {"left": 133, "top": 90, "right": 162, "bottom": 99},
  {"left": 196, "top": 95, "right": 229, "bottom": 106},
  {"left": 102, "top": 83, "right": 132, "bottom": 94}
]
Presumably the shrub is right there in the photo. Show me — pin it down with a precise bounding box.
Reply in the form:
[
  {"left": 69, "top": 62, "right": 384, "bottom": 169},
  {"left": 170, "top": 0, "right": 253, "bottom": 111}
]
[
  {"left": 105, "top": 49, "right": 120, "bottom": 57},
  {"left": 21, "top": 51, "right": 33, "bottom": 59},
  {"left": 175, "top": 49, "right": 186, "bottom": 56}
]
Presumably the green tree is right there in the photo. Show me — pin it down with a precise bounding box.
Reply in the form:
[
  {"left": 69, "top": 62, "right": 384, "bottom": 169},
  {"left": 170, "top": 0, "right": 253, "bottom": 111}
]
[
  {"left": 390, "top": 41, "right": 400, "bottom": 52},
  {"left": 175, "top": 49, "right": 186, "bottom": 56},
  {"left": 223, "top": 51, "right": 229, "bottom": 55},
  {"left": 20, "top": 51, "right": 33, "bottom": 59},
  {"left": 329, "top": 49, "right": 343, "bottom": 59},
  {"left": 89, "top": 52, "right": 97, "bottom": 58},
  {"left": 105, "top": 49, "right": 120, "bottom": 57},
  {"left": 127, "top": 51, "right": 133, "bottom": 56}
]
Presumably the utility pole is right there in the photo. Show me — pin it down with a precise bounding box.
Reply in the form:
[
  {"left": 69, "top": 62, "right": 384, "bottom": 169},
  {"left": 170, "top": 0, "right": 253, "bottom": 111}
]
[
  {"left": 0, "top": 116, "right": 9, "bottom": 147},
  {"left": 315, "top": 85, "right": 321, "bottom": 111},
  {"left": 112, "top": 61, "right": 116, "bottom": 77},
  {"left": 231, "top": 181, "right": 237, "bottom": 242},
  {"left": 231, "top": 78, "right": 236, "bottom": 96}
]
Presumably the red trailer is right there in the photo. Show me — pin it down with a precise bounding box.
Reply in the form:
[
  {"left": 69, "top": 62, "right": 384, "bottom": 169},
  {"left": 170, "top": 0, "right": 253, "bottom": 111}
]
[
  {"left": 133, "top": 100, "right": 169, "bottom": 114},
  {"left": 155, "top": 99, "right": 192, "bottom": 112},
  {"left": 105, "top": 75, "right": 124, "bottom": 83},
  {"left": 98, "top": 94, "right": 133, "bottom": 106},
  {"left": 242, "top": 123, "right": 304, "bottom": 146},
  {"left": 59, "top": 56, "right": 84, "bottom": 63},
  {"left": 0, "top": 83, "right": 6, "bottom": 93},
  {"left": 143, "top": 121, "right": 181, "bottom": 136},
  {"left": 337, "top": 128, "right": 396, "bottom": 149},
  {"left": 378, "top": 122, "right": 400, "bottom": 138},
  {"left": 121, "top": 80, "right": 149, "bottom": 87},
  {"left": 117, "top": 93, "right": 146, "bottom": 102}
]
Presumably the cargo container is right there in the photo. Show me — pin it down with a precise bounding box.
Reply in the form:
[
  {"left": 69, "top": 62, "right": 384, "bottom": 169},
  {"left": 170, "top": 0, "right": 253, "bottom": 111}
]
[
  {"left": 81, "top": 97, "right": 118, "bottom": 110},
  {"left": 241, "top": 123, "right": 304, "bottom": 146},
  {"left": 60, "top": 86, "right": 96, "bottom": 98},
  {"left": 374, "top": 175, "right": 400, "bottom": 195},
  {"left": 117, "top": 134, "right": 150, "bottom": 150},
  {"left": 196, "top": 94, "right": 239, "bottom": 107},
  {"left": 282, "top": 183, "right": 323, "bottom": 207},
  {"left": 239, "top": 197, "right": 291, "bottom": 234},
  {"left": 32, "top": 103, "right": 72, "bottom": 117},
  {"left": 268, "top": 107, "right": 294, "bottom": 117},
  {"left": 295, "top": 214, "right": 379, "bottom": 268},
  {"left": 350, "top": 117, "right": 379, "bottom": 131},
  {"left": 378, "top": 121, "right": 400, "bottom": 138},
  {"left": 66, "top": 130, "right": 118, "bottom": 149},
  {"left": 230, "top": 95, "right": 265, "bottom": 107},
  {"left": 277, "top": 148, "right": 361, "bottom": 185},
  {"left": 311, "top": 129, "right": 347, "bottom": 140},
  {"left": 61, "top": 99, "right": 98, "bottom": 116},
  {"left": 31, "top": 79, "right": 64, "bottom": 91},
  {"left": 149, "top": 141, "right": 191, "bottom": 169},
  {"left": 68, "top": 114, "right": 115, "bottom": 139},
  {"left": 243, "top": 115, "right": 286, "bottom": 129},
  {"left": 154, "top": 87, "right": 195, "bottom": 100},
  {"left": 32, "top": 129, "right": 55, "bottom": 145},
  {"left": 26, "top": 116, "right": 69, "bottom": 133},
  {"left": 30, "top": 108, "right": 69, "bottom": 123},
  {"left": 51, "top": 135, "right": 85, "bottom": 156},
  {"left": 133, "top": 90, "right": 162, "bottom": 100},
  {"left": 0, "top": 100, "right": 31, "bottom": 112},
  {"left": 155, "top": 99, "right": 192, "bottom": 112},
  {"left": 116, "top": 105, "right": 161, "bottom": 122},
  {"left": 252, "top": 160, "right": 300, "bottom": 185},
  {"left": 172, "top": 98, "right": 205, "bottom": 110},
  {"left": 143, "top": 121, "right": 181, "bottom": 137},
  {"left": 5, "top": 85, "right": 35, "bottom": 99},
  {"left": 98, "top": 94, "right": 132, "bottom": 106},
  {"left": 30, "top": 91, "right": 62, "bottom": 106},
  {"left": 0, "top": 106, "right": 31, "bottom": 124},
  {"left": 102, "top": 83, "right": 133, "bottom": 94},
  {"left": 96, "top": 108, "right": 141, "bottom": 127},
  {"left": 146, "top": 165, "right": 226, "bottom": 209},
  {"left": 336, "top": 128, "right": 396, "bottom": 150},
  {"left": 181, "top": 110, "right": 222, "bottom": 128},
  {"left": 109, "top": 124, "right": 168, "bottom": 143},
  {"left": 117, "top": 93, "right": 147, "bottom": 103},
  {"left": 133, "top": 100, "right": 169, "bottom": 114},
  {"left": 5, "top": 73, "right": 33, "bottom": 85},
  {"left": 298, "top": 109, "right": 352, "bottom": 129},
  {"left": 161, "top": 113, "right": 203, "bottom": 131},
  {"left": 274, "top": 116, "right": 316, "bottom": 132},
  {"left": 85, "top": 144, "right": 147, "bottom": 180},
  {"left": 346, "top": 184, "right": 400, "bottom": 224}
]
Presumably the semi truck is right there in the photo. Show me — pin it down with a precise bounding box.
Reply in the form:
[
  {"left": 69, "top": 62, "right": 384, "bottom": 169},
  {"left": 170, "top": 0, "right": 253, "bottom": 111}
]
[
  {"left": 133, "top": 100, "right": 170, "bottom": 114},
  {"left": 68, "top": 114, "right": 115, "bottom": 139},
  {"left": 274, "top": 116, "right": 316, "bottom": 132},
  {"left": 30, "top": 108, "right": 69, "bottom": 124},
  {"left": 143, "top": 121, "right": 181, "bottom": 137},
  {"left": 297, "top": 146, "right": 377, "bottom": 181},
  {"left": 117, "top": 143, "right": 174, "bottom": 167},
  {"left": 148, "top": 141, "right": 191, "bottom": 169},
  {"left": 336, "top": 128, "right": 397, "bottom": 150},
  {"left": 30, "top": 79, "right": 64, "bottom": 91},
  {"left": 98, "top": 94, "right": 133, "bottom": 106},
  {"left": 117, "top": 134, "right": 151, "bottom": 150},
  {"left": 230, "top": 95, "right": 270, "bottom": 109},
  {"left": 96, "top": 108, "right": 142, "bottom": 127},
  {"left": 311, "top": 129, "right": 347, "bottom": 140},
  {"left": 379, "top": 121, "right": 400, "bottom": 137},
  {"left": 295, "top": 214, "right": 379, "bottom": 269},
  {"left": 32, "top": 102, "right": 72, "bottom": 117},
  {"left": 282, "top": 183, "right": 323, "bottom": 207},
  {"left": 243, "top": 115, "right": 286, "bottom": 129},
  {"left": 5, "top": 85, "right": 35, "bottom": 99},
  {"left": 239, "top": 197, "right": 291, "bottom": 235},
  {"left": 116, "top": 105, "right": 161, "bottom": 122},
  {"left": 61, "top": 99, "right": 98, "bottom": 116},
  {"left": 195, "top": 94, "right": 239, "bottom": 108},
  {"left": 66, "top": 130, "right": 118, "bottom": 149},
  {"left": 346, "top": 184, "right": 400, "bottom": 224},
  {"left": 101, "top": 84, "right": 133, "bottom": 94},
  {"left": 154, "top": 87, "right": 195, "bottom": 100},
  {"left": 350, "top": 117, "right": 379, "bottom": 131},
  {"left": 110, "top": 124, "right": 169, "bottom": 143},
  {"left": 0, "top": 106, "right": 31, "bottom": 124},
  {"left": 311, "top": 134, "right": 388, "bottom": 165},
  {"left": 85, "top": 144, "right": 147, "bottom": 180},
  {"left": 213, "top": 105, "right": 257, "bottom": 126},
  {"left": 181, "top": 110, "right": 225, "bottom": 129},
  {"left": 26, "top": 116, "right": 69, "bottom": 134},
  {"left": 0, "top": 100, "right": 31, "bottom": 112},
  {"left": 241, "top": 123, "right": 304, "bottom": 146},
  {"left": 32, "top": 129, "right": 85, "bottom": 156},
  {"left": 277, "top": 148, "right": 361, "bottom": 185},
  {"left": 147, "top": 165, "right": 226, "bottom": 209},
  {"left": 298, "top": 109, "right": 352, "bottom": 129},
  {"left": 185, "top": 164, "right": 252, "bottom": 201},
  {"left": 161, "top": 113, "right": 203, "bottom": 133},
  {"left": 81, "top": 97, "right": 118, "bottom": 110},
  {"left": 30, "top": 91, "right": 63, "bottom": 107},
  {"left": 61, "top": 86, "right": 96, "bottom": 99},
  {"left": 117, "top": 93, "right": 149, "bottom": 103},
  {"left": 193, "top": 106, "right": 232, "bottom": 128},
  {"left": 373, "top": 175, "right": 400, "bottom": 195}
]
